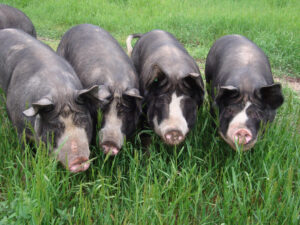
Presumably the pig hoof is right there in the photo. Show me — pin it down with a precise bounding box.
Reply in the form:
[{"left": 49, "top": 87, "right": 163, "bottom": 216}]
[
  {"left": 233, "top": 129, "right": 252, "bottom": 145},
  {"left": 101, "top": 143, "right": 120, "bottom": 156},
  {"left": 164, "top": 130, "right": 184, "bottom": 145},
  {"left": 69, "top": 157, "right": 90, "bottom": 173}
]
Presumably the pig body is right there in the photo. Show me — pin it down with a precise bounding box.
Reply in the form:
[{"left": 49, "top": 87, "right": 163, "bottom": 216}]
[
  {"left": 0, "top": 4, "right": 36, "bottom": 37},
  {"left": 0, "top": 29, "right": 98, "bottom": 172},
  {"left": 127, "top": 29, "right": 204, "bottom": 145},
  {"left": 205, "top": 34, "right": 284, "bottom": 150},
  {"left": 57, "top": 24, "right": 142, "bottom": 155}
]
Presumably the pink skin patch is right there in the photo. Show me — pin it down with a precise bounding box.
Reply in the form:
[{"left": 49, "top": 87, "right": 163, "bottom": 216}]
[
  {"left": 101, "top": 142, "right": 120, "bottom": 156},
  {"left": 71, "top": 140, "right": 78, "bottom": 153},
  {"left": 232, "top": 128, "right": 252, "bottom": 145},
  {"left": 69, "top": 156, "right": 90, "bottom": 173}
]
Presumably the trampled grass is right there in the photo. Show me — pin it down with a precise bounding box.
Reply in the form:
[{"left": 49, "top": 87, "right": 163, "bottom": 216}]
[{"left": 0, "top": 0, "right": 300, "bottom": 224}]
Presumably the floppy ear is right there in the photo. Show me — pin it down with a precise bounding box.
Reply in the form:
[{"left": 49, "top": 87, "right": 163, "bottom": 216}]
[
  {"left": 255, "top": 83, "right": 284, "bottom": 110},
  {"left": 76, "top": 85, "right": 112, "bottom": 106},
  {"left": 182, "top": 72, "right": 205, "bottom": 105},
  {"left": 123, "top": 88, "right": 143, "bottom": 100},
  {"left": 215, "top": 85, "right": 239, "bottom": 106},
  {"left": 123, "top": 88, "right": 143, "bottom": 113},
  {"left": 146, "top": 64, "right": 169, "bottom": 89},
  {"left": 23, "top": 97, "right": 54, "bottom": 117}
]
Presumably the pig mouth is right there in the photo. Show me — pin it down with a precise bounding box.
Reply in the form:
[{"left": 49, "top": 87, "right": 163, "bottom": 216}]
[
  {"left": 163, "top": 129, "right": 185, "bottom": 145},
  {"left": 101, "top": 141, "right": 120, "bottom": 156},
  {"left": 68, "top": 156, "right": 90, "bottom": 173}
]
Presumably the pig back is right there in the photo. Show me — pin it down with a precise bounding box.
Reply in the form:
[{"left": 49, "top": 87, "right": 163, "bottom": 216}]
[
  {"left": 57, "top": 24, "right": 139, "bottom": 91},
  {"left": 0, "top": 29, "right": 82, "bottom": 132},
  {"left": 205, "top": 34, "right": 274, "bottom": 94}
]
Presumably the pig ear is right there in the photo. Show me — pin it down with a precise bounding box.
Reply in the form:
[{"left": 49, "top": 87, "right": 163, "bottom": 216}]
[
  {"left": 123, "top": 88, "right": 143, "bottom": 100},
  {"left": 146, "top": 64, "right": 168, "bottom": 88},
  {"left": 182, "top": 73, "right": 205, "bottom": 105},
  {"left": 255, "top": 83, "right": 284, "bottom": 110},
  {"left": 215, "top": 86, "right": 239, "bottom": 105},
  {"left": 77, "top": 85, "right": 112, "bottom": 105},
  {"left": 76, "top": 85, "right": 99, "bottom": 104},
  {"left": 23, "top": 97, "right": 54, "bottom": 117}
]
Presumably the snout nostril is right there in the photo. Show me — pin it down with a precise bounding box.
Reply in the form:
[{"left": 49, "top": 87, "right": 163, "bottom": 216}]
[
  {"left": 233, "top": 129, "right": 252, "bottom": 145},
  {"left": 164, "top": 130, "right": 184, "bottom": 145},
  {"left": 101, "top": 142, "right": 120, "bottom": 156}
]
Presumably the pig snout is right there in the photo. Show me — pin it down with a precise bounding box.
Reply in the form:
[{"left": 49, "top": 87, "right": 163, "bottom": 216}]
[
  {"left": 101, "top": 141, "right": 120, "bottom": 155},
  {"left": 68, "top": 140, "right": 90, "bottom": 173},
  {"left": 232, "top": 128, "right": 252, "bottom": 145},
  {"left": 99, "top": 129, "right": 124, "bottom": 156},
  {"left": 56, "top": 138, "right": 91, "bottom": 173},
  {"left": 164, "top": 130, "right": 184, "bottom": 145},
  {"left": 56, "top": 115, "right": 91, "bottom": 173},
  {"left": 99, "top": 99, "right": 124, "bottom": 155}
]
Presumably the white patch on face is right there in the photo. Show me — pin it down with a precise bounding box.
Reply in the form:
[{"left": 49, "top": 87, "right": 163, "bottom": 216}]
[
  {"left": 99, "top": 98, "right": 124, "bottom": 149},
  {"left": 223, "top": 101, "right": 254, "bottom": 150},
  {"left": 153, "top": 92, "right": 189, "bottom": 138},
  {"left": 55, "top": 115, "right": 90, "bottom": 167}
]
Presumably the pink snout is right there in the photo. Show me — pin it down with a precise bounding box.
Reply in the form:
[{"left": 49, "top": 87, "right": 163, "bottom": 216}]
[
  {"left": 68, "top": 157, "right": 90, "bottom": 173},
  {"left": 232, "top": 129, "right": 252, "bottom": 145},
  {"left": 164, "top": 130, "right": 185, "bottom": 145},
  {"left": 101, "top": 142, "right": 120, "bottom": 156}
]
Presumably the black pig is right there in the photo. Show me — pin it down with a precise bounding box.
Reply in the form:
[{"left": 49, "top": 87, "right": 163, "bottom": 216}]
[
  {"left": 127, "top": 30, "right": 205, "bottom": 145},
  {"left": 205, "top": 34, "right": 284, "bottom": 151},
  {"left": 0, "top": 4, "right": 36, "bottom": 37},
  {"left": 57, "top": 24, "right": 142, "bottom": 155},
  {"left": 0, "top": 29, "right": 100, "bottom": 172}
]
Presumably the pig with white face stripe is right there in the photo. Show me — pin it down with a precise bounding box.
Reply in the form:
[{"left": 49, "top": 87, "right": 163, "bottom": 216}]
[
  {"left": 127, "top": 30, "right": 205, "bottom": 145},
  {"left": 205, "top": 35, "right": 284, "bottom": 151},
  {"left": 57, "top": 24, "right": 142, "bottom": 155}
]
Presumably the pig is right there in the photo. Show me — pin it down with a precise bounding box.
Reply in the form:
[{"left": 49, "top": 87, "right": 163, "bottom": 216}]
[
  {"left": 126, "top": 29, "right": 205, "bottom": 145},
  {"left": 0, "top": 4, "right": 36, "bottom": 37},
  {"left": 205, "top": 34, "right": 284, "bottom": 151},
  {"left": 57, "top": 24, "right": 142, "bottom": 155},
  {"left": 0, "top": 29, "right": 101, "bottom": 172}
]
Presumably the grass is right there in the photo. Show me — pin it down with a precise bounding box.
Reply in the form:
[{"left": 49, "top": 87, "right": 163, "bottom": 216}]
[
  {"left": 0, "top": 0, "right": 300, "bottom": 224},
  {"left": 0, "top": 86, "right": 299, "bottom": 224},
  {"left": 2, "top": 0, "right": 300, "bottom": 77}
]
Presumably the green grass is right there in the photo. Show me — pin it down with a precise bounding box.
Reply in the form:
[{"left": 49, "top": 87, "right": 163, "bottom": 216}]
[
  {"left": 0, "top": 86, "right": 299, "bottom": 224},
  {"left": 0, "top": 0, "right": 300, "bottom": 224},
  {"left": 3, "top": 0, "right": 300, "bottom": 77}
]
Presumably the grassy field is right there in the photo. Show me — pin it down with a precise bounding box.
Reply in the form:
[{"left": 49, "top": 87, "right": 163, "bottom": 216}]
[
  {"left": 2, "top": 0, "right": 300, "bottom": 77},
  {"left": 0, "top": 0, "right": 300, "bottom": 224}
]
